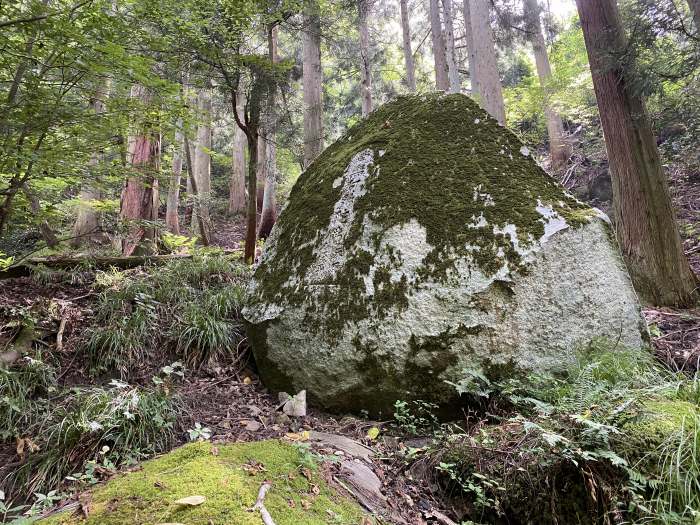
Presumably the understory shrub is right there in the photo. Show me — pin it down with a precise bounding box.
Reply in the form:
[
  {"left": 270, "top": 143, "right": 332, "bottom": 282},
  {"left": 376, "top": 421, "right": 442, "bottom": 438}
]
[
  {"left": 397, "top": 343, "right": 700, "bottom": 524},
  {"left": 84, "top": 253, "right": 249, "bottom": 376}
]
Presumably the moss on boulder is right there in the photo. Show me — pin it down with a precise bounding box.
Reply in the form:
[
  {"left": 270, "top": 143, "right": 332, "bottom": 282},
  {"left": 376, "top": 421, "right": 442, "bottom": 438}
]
[
  {"left": 40, "top": 441, "right": 366, "bottom": 525},
  {"left": 243, "top": 93, "right": 647, "bottom": 416}
]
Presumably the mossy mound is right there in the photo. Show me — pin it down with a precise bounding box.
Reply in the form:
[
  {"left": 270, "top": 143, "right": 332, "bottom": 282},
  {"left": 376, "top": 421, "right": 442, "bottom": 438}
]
[
  {"left": 244, "top": 93, "right": 646, "bottom": 416},
  {"left": 621, "top": 399, "right": 699, "bottom": 456},
  {"left": 40, "top": 441, "right": 367, "bottom": 525}
]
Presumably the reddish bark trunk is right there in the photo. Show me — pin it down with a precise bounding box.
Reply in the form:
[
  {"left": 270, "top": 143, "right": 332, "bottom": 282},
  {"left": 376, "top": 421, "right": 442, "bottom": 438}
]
[{"left": 119, "top": 85, "right": 160, "bottom": 256}]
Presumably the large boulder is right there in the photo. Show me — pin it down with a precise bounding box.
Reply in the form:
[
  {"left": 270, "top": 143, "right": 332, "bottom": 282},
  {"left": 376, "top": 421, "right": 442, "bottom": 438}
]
[{"left": 243, "top": 93, "right": 647, "bottom": 416}]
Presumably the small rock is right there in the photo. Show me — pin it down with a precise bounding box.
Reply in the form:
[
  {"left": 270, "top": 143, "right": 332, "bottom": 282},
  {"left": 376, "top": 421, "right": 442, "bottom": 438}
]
[
  {"left": 243, "top": 420, "right": 261, "bottom": 432},
  {"left": 282, "top": 390, "right": 306, "bottom": 417}
]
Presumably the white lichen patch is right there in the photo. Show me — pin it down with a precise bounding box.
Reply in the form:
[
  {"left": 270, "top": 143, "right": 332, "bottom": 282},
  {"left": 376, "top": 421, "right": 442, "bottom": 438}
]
[
  {"left": 493, "top": 223, "right": 526, "bottom": 256},
  {"left": 593, "top": 207, "right": 612, "bottom": 224},
  {"left": 361, "top": 220, "right": 433, "bottom": 297},
  {"left": 468, "top": 213, "right": 488, "bottom": 229},
  {"left": 306, "top": 149, "right": 375, "bottom": 283},
  {"left": 520, "top": 145, "right": 530, "bottom": 157},
  {"left": 472, "top": 185, "right": 495, "bottom": 207},
  {"left": 536, "top": 201, "right": 569, "bottom": 240}
]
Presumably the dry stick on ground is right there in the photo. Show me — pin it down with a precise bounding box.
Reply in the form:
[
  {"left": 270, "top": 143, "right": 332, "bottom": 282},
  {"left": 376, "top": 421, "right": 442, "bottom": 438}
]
[
  {"left": 253, "top": 481, "right": 276, "bottom": 525},
  {"left": 55, "top": 315, "right": 67, "bottom": 351}
]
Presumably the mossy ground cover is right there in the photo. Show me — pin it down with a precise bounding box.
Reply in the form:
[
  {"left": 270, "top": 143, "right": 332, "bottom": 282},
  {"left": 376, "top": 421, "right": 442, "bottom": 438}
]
[{"left": 39, "top": 441, "right": 367, "bottom": 525}]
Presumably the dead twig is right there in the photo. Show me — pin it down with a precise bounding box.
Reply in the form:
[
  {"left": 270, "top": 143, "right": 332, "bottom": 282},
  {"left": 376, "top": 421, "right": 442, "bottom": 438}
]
[
  {"left": 56, "top": 315, "right": 67, "bottom": 352},
  {"left": 253, "top": 481, "right": 276, "bottom": 525}
]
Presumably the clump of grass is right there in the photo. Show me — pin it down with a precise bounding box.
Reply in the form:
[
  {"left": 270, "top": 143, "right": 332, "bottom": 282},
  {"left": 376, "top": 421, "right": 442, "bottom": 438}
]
[
  {"left": 0, "top": 356, "right": 56, "bottom": 440},
  {"left": 84, "top": 254, "right": 250, "bottom": 376},
  {"left": 1, "top": 379, "right": 178, "bottom": 503}
]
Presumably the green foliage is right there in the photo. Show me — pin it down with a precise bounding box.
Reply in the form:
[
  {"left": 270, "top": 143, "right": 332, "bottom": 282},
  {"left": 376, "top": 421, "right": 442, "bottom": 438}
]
[
  {"left": 85, "top": 254, "right": 249, "bottom": 376},
  {"left": 187, "top": 422, "right": 212, "bottom": 442},
  {"left": 0, "top": 252, "right": 14, "bottom": 271},
  {"left": 395, "top": 343, "right": 700, "bottom": 524},
  {"left": 0, "top": 357, "right": 57, "bottom": 441},
  {"left": 393, "top": 400, "right": 440, "bottom": 436},
  {"left": 0, "top": 366, "right": 178, "bottom": 506},
  {"left": 161, "top": 233, "right": 197, "bottom": 253}
]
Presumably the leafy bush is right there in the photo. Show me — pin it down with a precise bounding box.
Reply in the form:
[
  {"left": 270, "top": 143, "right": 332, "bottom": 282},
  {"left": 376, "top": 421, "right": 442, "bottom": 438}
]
[{"left": 85, "top": 254, "right": 249, "bottom": 376}]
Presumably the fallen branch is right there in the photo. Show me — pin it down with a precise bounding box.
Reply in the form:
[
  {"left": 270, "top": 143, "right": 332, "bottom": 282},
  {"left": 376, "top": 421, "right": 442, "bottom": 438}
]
[
  {"left": 1, "top": 251, "right": 239, "bottom": 279},
  {"left": 253, "top": 481, "right": 276, "bottom": 525},
  {"left": 333, "top": 476, "right": 375, "bottom": 513}
]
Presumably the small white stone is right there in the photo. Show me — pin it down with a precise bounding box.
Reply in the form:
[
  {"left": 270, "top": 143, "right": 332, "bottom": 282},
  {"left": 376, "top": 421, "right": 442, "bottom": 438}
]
[
  {"left": 474, "top": 118, "right": 480, "bottom": 124},
  {"left": 520, "top": 146, "right": 530, "bottom": 157}
]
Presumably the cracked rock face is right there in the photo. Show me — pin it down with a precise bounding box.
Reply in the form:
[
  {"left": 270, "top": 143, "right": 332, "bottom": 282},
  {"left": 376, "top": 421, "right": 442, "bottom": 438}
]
[{"left": 243, "top": 93, "right": 648, "bottom": 416}]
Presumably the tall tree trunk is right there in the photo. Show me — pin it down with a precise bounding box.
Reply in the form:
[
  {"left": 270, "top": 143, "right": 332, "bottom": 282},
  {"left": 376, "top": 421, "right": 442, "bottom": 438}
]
[
  {"left": 429, "top": 0, "right": 449, "bottom": 91},
  {"left": 245, "top": 133, "right": 259, "bottom": 263},
  {"left": 358, "top": 0, "right": 373, "bottom": 116},
  {"left": 24, "top": 184, "right": 58, "bottom": 248},
  {"left": 469, "top": 0, "right": 506, "bottom": 124},
  {"left": 259, "top": 139, "right": 277, "bottom": 239},
  {"left": 229, "top": 93, "right": 247, "bottom": 215},
  {"left": 688, "top": 0, "right": 700, "bottom": 29},
  {"left": 259, "top": 25, "right": 278, "bottom": 239},
  {"left": 441, "top": 0, "right": 461, "bottom": 93},
  {"left": 256, "top": 131, "right": 267, "bottom": 212},
  {"left": 184, "top": 172, "right": 193, "bottom": 226},
  {"left": 524, "top": 0, "right": 570, "bottom": 172},
  {"left": 165, "top": 122, "right": 184, "bottom": 234},
  {"left": 576, "top": 0, "right": 698, "bottom": 307},
  {"left": 72, "top": 81, "right": 110, "bottom": 246},
  {"left": 240, "top": 72, "right": 265, "bottom": 264},
  {"left": 462, "top": 0, "right": 477, "bottom": 94},
  {"left": 183, "top": 133, "right": 209, "bottom": 246},
  {"left": 303, "top": 0, "right": 324, "bottom": 168},
  {"left": 193, "top": 88, "right": 212, "bottom": 244},
  {"left": 118, "top": 84, "right": 160, "bottom": 256},
  {"left": 185, "top": 134, "right": 196, "bottom": 228},
  {"left": 400, "top": 0, "right": 417, "bottom": 92}
]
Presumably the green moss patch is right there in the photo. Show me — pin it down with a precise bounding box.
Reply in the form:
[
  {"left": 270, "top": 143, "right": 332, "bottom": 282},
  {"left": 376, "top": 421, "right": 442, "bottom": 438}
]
[
  {"left": 622, "top": 399, "right": 698, "bottom": 448},
  {"left": 40, "top": 441, "right": 367, "bottom": 525}
]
